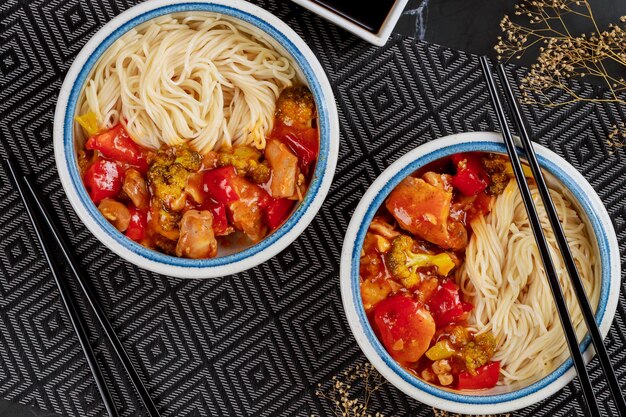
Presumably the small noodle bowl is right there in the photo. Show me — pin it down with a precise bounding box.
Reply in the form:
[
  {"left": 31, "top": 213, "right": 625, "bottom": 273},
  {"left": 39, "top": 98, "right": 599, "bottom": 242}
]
[
  {"left": 340, "top": 132, "right": 620, "bottom": 415},
  {"left": 54, "top": 0, "right": 339, "bottom": 278}
]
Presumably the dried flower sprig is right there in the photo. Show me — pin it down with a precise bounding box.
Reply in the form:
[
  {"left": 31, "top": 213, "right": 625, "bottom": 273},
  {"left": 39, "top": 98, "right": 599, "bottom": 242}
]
[
  {"left": 608, "top": 122, "right": 626, "bottom": 153},
  {"left": 495, "top": 0, "right": 626, "bottom": 107},
  {"left": 315, "top": 362, "right": 510, "bottom": 417},
  {"left": 315, "top": 362, "right": 387, "bottom": 417}
]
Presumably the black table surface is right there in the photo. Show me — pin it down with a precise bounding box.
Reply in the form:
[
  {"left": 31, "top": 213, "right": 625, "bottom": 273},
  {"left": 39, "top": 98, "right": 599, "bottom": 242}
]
[
  {"left": 1, "top": 0, "right": 625, "bottom": 416},
  {"left": 397, "top": 0, "right": 626, "bottom": 66}
]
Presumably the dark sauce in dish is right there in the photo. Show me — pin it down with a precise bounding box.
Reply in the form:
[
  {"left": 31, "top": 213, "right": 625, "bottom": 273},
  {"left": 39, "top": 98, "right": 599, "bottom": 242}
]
[{"left": 311, "top": 0, "right": 397, "bottom": 32}]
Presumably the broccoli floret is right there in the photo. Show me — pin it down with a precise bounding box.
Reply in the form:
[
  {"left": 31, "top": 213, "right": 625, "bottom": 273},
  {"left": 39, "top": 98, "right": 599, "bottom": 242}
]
[
  {"left": 217, "top": 145, "right": 271, "bottom": 184},
  {"left": 386, "top": 235, "right": 456, "bottom": 289},
  {"left": 275, "top": 85, "right": 315, "bottom": 129},
  {"left": 147, "top": 144, "right": 201, "bottom": 210},
  {"left": 461, "top": 332, "right": 496, "bottom": 375},
  {"left": 246, "top": 162, "right": 271, "bottom": 184}
]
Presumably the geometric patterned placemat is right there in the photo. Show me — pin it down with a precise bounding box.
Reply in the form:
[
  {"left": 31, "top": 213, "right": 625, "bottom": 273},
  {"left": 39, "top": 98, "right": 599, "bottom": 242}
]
[{"left": 0, "top": 0, "right": 624, "bottom": 416}]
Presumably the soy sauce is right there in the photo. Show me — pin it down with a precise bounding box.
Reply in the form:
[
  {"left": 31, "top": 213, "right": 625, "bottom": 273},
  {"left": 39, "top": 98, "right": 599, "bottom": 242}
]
[{"left": 311, "top": 0, "right": 397, "bottom": 33}]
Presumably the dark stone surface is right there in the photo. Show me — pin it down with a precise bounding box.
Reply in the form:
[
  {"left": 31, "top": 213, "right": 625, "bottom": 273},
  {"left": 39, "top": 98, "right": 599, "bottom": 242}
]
[
  {"left": 396, "top": 0, "right": 626, "bottom": 67},
  {"left": 0, "top": 400, "right": 60, "bottom": 417}
]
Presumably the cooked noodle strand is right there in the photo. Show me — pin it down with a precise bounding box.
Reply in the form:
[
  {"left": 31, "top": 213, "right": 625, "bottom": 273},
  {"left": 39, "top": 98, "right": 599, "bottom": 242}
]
[
  {"left": 78, "top": 13, "right": 297, "bottom": 153},
  {"left": 457, "top": 179, "right": 600, "bottom": 385}
]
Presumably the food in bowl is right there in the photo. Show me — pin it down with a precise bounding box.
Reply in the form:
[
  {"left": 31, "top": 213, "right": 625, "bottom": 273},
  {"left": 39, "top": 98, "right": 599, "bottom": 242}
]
[
  {"left": 359, "top": 151, "right": 599, "bottom": 391},
  {"left": 74, "top": 13, "right": 319, "bottom": 259}
]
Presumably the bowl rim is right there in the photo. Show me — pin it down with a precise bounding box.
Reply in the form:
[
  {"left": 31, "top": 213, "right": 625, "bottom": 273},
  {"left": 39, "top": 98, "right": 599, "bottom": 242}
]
[
  {"left": 53, "top": 0, "right": 339, "bottom": 278},
  {"left": 340, "top": 132, "right": 620, "bottom": 415}
]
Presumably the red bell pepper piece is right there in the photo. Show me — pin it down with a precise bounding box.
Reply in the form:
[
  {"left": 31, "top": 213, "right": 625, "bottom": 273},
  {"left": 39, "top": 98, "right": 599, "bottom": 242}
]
[
  {"left": 83, "top": 159, "right": 123, "bottom": 204},
  {"left": 272, "top": 122, "right": 319, "bottom": 172},
  {"left": 457, "top": 361, "right": 500, "bottom": 390},
  {"left": 85, "top": 124, "right": 148, "bottom": 172},
  {"left": 203, "top": 167, "right": 295, "bottom": 233},
  {"left": 202, "top": 166, "right": 240, "bottom": 204},
  {"left": 264, "top": 197, "right": 294, "bottom": 230},
  {"left": 373, "top": 295, "right": 436, "bottom": 363},
  {"left": 125, "top": 206, "right": 147, "bottom": 242},
  {"left": 202, "top": 198, "right": 229, "bottom": 235},
  {"left": 427, "top": 280, "right": 473, "bottom": 327},
  {"left": 451, "top": 153, "right": 490, "bottom": 196}
]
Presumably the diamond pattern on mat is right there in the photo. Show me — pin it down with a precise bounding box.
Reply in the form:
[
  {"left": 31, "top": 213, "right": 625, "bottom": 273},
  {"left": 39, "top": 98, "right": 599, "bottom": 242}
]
[
  {"left": 0, "top": 0, "right": 625, "bottom": 416},
  {"left": 212, "top": 321, "right": 301, "bottom": 416}
]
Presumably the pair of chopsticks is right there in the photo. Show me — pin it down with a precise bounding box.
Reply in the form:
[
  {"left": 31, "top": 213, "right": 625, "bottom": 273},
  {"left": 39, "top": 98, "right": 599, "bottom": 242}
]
[
  {"left": 479, "top": 57, "right": 626, "bottom": 416},
  {"left": 5, "top": 160, "right": 161, "bottom": 417}
]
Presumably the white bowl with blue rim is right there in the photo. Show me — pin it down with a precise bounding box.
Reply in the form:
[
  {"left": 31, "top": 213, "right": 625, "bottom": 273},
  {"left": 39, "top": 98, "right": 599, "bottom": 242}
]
[
  {"left": 340, "top": 132, "right": 620, "bottom": 415},
  {"left": 53, "top": 0, "right": 339, "bottom": 279}
]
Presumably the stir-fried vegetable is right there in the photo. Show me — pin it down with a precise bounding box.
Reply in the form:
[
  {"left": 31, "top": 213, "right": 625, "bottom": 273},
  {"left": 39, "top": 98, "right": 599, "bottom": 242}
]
[
  {"left": 264, "top": 197, "right": 295, "bottom": 230},
  {"left": 148, "top": 145, "right": 201, "bottom": 211},
  {"left": 216, "top": 145, "right": 270, "bottom": 184},
  {"left": 450, "top": 153, "right": 491, "bottom": 196},
  {"left": 125, "top": 206, "right": 147, "bottom": 242},
  {"left": 427, "top": 280, "right": 473, "bottom": 327},
  {"left": 86, "top": 124, "right": 149, "bottom": 172},
  {"left": 425, "top": 340, "right": 456, "bottom": 361},
  {"left": 76, "top": 112, "right": 100, "bottom": 137},
  {"left": 373, "top": 295, "right": 436, "bottom": 363},
  {"left": 79, "top": 85, "right": 319, "bottom": 259},
  {"left": 84, "top": 159, "right": 123, "bottom": 204},
  {"left": 457, "top": 361, "right": 500, "bottom": 390},
  {"left": 461, "top": 332, "right": 497, "bottom": 375},
  {"left": 386, "top": 235, "right": 456, "bottom": 289}
]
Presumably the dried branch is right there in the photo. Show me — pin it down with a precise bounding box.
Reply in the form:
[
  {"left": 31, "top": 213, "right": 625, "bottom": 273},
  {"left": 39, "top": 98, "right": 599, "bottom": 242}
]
[
  {"left": 495, "top": 0, "right": 626, "bottom": 107},
  {"left": 315, "top": 362, "right": 387, "bottom": 417}
]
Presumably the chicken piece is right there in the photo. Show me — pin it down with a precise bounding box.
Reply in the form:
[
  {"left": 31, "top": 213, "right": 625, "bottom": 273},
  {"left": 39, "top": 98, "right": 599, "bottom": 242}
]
[
  {"left": 360, "top": 232, "right": 391, "bottom": 283},
  {"left": 361, "top": 278, "right": 392, "bottom": 312},
  {"left": 422, "top": 171, "right": 453, "bottom": 192},
  {"left": 228, "top": 176, "right": 268, "bottom": 242},
  {"left": 122, "top": 168, "right": 149, "bottom": 209},
  {"left": 275, "top": 85, "right": 316, "bottom": 129},
  {"left": 175, "top": 210, "right": 218, "bottom": 259},
  {"left": 98, "top": 199, "right": 131, "bottom": 232},
  {"left": 385, "top": 176, "right": 467, "bottom": 250},
  {"left": 265, "top": 139, "right": 299, "bottom": 199},
  {"left": 185, "top": 173, "right": 204, "bottom": 205},
  {"left": 369, "top": 217, "right": 401, "bottom": 240},
  {"left": 150, "top": 235, "right": 175, "bottom": 255}
]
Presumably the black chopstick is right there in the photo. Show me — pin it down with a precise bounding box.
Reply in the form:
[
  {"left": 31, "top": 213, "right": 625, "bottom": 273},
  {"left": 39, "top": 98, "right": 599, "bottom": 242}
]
[
  {"left": 5, "top": 159, "right": 120, "bottom": 417},
  {"left": 495, "top": 63, "right": 626, "bottom": 415},
  {"left": 478, "top": 57, "right": 602, "bottom": 416},
  {"left": 5, "top": 159, "right": 162, "bottom": 417},
  {"left": 20, "top": 176, "right": 162, "bottom": 417}
]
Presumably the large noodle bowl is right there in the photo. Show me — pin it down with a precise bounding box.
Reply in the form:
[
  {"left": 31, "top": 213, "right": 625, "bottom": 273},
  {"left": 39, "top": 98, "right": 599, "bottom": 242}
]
[
  {"left": 358, "top": 151, "right": 600, "bottom": 390},
  {"left": 73, "top": 12, "right": 320, "bottom": 260}
]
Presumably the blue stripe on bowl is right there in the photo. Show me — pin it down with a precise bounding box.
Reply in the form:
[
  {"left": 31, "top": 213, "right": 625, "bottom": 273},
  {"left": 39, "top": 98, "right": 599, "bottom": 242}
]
[
  {"left": 351, "top": 141, "right": 610, "bottom": 404},
  {"left": 64, "top": 3, "right": 330, "bottom": 268}
]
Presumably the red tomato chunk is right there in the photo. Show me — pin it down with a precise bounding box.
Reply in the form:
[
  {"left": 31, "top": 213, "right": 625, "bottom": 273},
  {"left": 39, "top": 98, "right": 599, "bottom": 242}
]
[{"left": 373, "top": 295, "right": 436, "bottom": 364}]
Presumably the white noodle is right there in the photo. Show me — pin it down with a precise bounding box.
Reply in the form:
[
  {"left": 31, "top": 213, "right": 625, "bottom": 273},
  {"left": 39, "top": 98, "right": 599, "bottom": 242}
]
[
  {"left": 78, "top": 13, "right": 297, "bottom": 153},
  {"left": 457, "top": 179, "right": 600, "bottom": 385}
]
